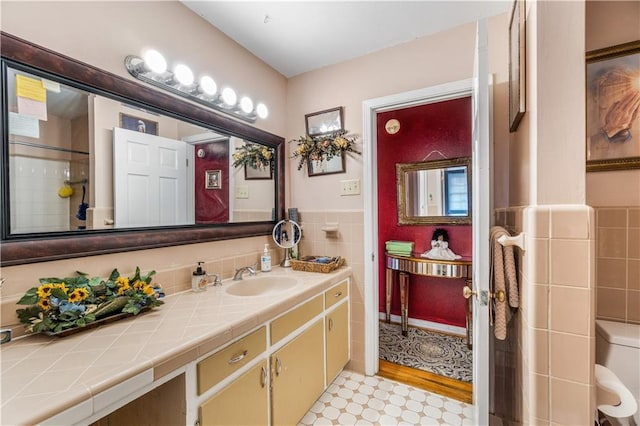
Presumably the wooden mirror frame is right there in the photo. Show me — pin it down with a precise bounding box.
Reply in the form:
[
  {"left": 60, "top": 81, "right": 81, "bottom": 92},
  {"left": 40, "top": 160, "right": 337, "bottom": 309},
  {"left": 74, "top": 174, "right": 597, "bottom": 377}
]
[
  {"left": 0, "top": 32, "right": 285, "bottom": 266},
  {"left": 396, "top": 157, "right": 472, "bottom": 225}
]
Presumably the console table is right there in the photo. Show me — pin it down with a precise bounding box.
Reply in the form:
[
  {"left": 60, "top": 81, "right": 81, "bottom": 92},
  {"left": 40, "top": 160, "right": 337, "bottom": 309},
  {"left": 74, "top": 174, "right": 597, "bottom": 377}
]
[{"left": 385, "top": 253, "right": 472, "bottom": 344}]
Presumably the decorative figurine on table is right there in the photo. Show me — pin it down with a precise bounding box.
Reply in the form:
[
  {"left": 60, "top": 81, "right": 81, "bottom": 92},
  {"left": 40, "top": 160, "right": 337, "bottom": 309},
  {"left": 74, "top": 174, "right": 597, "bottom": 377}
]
[{"left": 421, "top": 228, "right": 462, "bottom": 260}]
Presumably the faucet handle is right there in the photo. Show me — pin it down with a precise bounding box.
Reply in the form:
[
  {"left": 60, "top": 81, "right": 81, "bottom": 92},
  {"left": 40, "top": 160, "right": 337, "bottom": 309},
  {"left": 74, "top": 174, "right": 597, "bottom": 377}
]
[{"left": 208, "top": 273, "right": 222, "bottom": 287}]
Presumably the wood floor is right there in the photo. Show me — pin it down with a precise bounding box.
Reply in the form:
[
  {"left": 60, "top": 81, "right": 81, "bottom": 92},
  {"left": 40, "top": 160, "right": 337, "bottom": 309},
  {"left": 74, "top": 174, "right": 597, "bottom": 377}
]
[{"left": 377, "top": 359, "right": 473, "bottom": 404}]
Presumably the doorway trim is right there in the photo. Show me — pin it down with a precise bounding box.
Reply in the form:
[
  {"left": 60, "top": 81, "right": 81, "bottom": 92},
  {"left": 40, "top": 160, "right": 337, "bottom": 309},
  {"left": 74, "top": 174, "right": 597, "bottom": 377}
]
[{"left": 362, "top": 78, "right": 473, "bottom": 376}]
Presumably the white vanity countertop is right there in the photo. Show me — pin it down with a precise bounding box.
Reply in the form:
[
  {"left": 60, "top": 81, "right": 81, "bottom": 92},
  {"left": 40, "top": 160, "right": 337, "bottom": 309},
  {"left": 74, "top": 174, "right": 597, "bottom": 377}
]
[{"left": 0, "top": 266, "right": 352, "bottom": 425}]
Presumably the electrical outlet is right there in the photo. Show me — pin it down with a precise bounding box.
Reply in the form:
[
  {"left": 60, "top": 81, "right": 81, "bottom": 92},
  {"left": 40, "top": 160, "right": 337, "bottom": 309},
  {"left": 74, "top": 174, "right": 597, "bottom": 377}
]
[
  {"left": 340, "top": 179, "right": 361, "bottom": 196},
  {"left": 235, "top": 185, "right": 249, "bottom": 199}
]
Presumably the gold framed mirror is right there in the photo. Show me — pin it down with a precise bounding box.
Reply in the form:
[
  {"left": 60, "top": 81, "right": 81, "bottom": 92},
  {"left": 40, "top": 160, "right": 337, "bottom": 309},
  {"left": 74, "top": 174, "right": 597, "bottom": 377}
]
[{"left": 396, "top": 157, "right": 471, "bottom": 225}]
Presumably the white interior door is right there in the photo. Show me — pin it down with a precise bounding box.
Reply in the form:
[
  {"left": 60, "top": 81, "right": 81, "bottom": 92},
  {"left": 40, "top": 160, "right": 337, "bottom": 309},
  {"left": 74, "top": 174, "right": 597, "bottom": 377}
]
[
  {"left": 471, "top": 18, "right": 491, "bottom": 425},
  {"left": 113, "top": 127, "right": 189, "bottom": 228}
]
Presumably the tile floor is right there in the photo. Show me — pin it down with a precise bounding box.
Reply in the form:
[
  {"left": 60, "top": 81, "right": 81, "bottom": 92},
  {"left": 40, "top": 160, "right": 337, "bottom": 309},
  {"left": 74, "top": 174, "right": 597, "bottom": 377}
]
[{"left": 299, "top": 370, "right": 474, "bottom": 426}]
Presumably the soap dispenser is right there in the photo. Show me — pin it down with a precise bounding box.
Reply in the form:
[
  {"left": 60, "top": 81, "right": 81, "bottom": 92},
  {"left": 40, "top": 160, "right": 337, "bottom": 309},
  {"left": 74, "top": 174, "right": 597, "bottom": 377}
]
[
  {"left": 261, "top": 244, "right": 272, "bottom": 272},
  {"left": 192, "top": 261, "right": 208, "bottom": 292}
]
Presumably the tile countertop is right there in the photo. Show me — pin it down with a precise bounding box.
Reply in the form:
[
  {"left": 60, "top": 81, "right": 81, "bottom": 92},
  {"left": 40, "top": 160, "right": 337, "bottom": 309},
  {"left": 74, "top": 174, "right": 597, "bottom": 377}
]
[{"left": 0, "top": 266, "right": 352, "bottom": 426}]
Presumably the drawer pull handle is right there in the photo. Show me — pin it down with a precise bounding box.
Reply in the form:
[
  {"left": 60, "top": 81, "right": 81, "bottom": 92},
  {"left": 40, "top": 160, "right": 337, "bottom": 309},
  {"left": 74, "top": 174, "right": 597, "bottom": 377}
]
[
  {"left": 228, "top": 350, "right": 248, "bottom": 364},
  {"left": 328, "top": 318, "right": 334, "bottom": 331},
  {"left": 260, "top": 366, "right": 267, "bottom": 388},
  {"left": 334, "top": 291, "right": 343, "bottom": 298},
  {"left": 275, "top": 357, "right": 282, "bottom": 376}
]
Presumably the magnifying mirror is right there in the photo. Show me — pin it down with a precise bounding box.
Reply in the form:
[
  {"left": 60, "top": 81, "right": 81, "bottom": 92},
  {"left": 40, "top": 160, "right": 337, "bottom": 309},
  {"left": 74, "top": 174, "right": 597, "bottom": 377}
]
[{"left": 272, "top": 219, "right": 301, "bottom": 267}]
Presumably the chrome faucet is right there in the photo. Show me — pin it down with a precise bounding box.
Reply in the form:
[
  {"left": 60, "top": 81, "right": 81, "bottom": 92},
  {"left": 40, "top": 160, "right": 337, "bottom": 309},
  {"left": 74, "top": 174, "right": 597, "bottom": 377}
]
[
  {"left": 208, "top": 273, "right": 222, "bottom": 287},
  {"left": 233, "top": 264, "right": 257, "bottom": 280}
]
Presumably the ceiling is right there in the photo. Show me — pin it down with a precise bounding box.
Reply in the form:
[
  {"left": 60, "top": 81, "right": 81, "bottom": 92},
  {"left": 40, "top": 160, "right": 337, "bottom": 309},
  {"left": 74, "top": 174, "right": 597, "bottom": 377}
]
[{"left": 181, "top": 1, "right": 511, "bottom": 78}]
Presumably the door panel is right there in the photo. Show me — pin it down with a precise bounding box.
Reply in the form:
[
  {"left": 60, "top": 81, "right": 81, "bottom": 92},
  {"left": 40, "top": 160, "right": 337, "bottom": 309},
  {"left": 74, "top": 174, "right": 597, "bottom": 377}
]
[
  {"left": 471, "top": 18, "right": 491, "bottom": 425},
  {"left": 271, "top": 320, "right": 324, "bottom": 426},
  {"left": 199, "top": 361, "right": 268, "bottom": 426},
  {"left": 113, "top": 127, "right": 188, "bottom": 228},
  {"left": 326, "top": 302, "right": 349, "bottom": 384}
]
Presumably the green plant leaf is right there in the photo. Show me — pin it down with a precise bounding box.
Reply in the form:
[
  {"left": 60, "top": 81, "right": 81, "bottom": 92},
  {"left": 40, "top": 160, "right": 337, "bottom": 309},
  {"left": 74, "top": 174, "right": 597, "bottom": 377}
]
[
  {"left": 109, "top": 268, "right": 120, "bottom": 281},
  {"left": 50, "top": 288, "right": 68, "bottom": 300},
  {"left": 16, "top": 288, "right": 39, "bottom": 305}
]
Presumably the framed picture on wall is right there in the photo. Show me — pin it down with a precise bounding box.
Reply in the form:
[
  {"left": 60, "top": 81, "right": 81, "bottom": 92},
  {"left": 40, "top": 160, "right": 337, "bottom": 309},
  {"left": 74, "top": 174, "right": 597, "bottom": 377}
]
[
  {"left": 205, "top": 170, "right": 221, "bottom": 189},
  {"left": 508, "top": 0, "right": 526, "bottom": 133},
  {"left": 305, "top": 107, "right": 344, "bottom": 136},
  {"left": 307, "top": 154, "right": 345, "bottom": 177},
  {"left": 586, "top": 40, "right": 640, "bottom": 172},
  {"left": 119, "top": 113, "right": 158, "bottom": 135},
  {"left": 244, "top": 164, "right": 272, "bottom": 180}
]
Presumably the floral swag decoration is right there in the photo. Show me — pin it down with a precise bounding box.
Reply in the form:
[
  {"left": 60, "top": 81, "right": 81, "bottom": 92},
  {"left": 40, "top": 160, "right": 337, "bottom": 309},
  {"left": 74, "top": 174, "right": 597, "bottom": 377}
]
[
  {"left": 289, "top": 130, "right": 360, "bottom": 171},
  {"left": 16, "top": 267, "right": 164, "bottom": 334},
  {"left": 232, "top": 143, "right": 274, "bottom": 170}
]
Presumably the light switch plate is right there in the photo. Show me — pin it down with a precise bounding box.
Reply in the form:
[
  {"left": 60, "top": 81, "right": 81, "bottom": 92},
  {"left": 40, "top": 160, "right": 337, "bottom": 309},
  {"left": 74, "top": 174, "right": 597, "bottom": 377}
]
[
  {"left": 340, "top": 179, "right": 360, "bottom": 196},
  {"left": 235, "top": 185, "right": 249, "bottom": 199}
]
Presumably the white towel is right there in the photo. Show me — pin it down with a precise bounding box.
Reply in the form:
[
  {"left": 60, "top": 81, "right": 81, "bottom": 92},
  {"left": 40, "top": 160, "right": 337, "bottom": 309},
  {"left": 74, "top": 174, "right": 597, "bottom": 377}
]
[{"left": 490, "top": 226, "right": 519, "bottom": 340}]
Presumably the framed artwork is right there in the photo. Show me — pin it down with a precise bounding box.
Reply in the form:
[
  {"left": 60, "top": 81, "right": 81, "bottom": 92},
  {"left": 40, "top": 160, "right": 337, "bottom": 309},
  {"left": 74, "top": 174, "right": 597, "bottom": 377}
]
[
  {"left": 307, "top": 154, "right": 345, "bottom": 177},
  {"left": 119, "top": 113, "right": 158, "bottom": 135},
  {"left": 586, "top": 40, "right": 640, "bottom": 172},
  {"left": 305, "top": 107, "right": 343, "bottom": 136},
  {"left": 508, "top": 0, "right": 526, "bottom": 133},
  {"left": 205, "top": 170, "right": 221, "bottom": 189},
  {"left": 244, "top": 164, "right": 272, "bottom": 180}
]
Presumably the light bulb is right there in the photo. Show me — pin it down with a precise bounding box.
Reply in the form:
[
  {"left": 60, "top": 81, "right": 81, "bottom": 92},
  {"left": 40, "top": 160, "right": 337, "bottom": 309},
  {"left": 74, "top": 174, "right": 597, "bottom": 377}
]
[
  {"left": 256, "top": 103, "right": 268, "bottom": 119},
  {"left": 174, "top": 64, "right": 194, "bottom": 86},
  {"left": 143, "top": 49, "right": 167, "bottom": 74},
  {"left": 199, "top": 76, "right": 217, "bottom": 96},
  {"left": 221, "top": 87, "right": 237, "bottom": 106},
  {"left": 240, "top": 96, "right": 254, "bottom": 114}
]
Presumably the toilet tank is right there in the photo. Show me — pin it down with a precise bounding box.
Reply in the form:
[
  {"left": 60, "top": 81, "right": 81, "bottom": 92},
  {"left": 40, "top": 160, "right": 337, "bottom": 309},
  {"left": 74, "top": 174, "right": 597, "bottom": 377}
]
[{"left": 596, "top": 320, "right": 640, "bottom": 406}]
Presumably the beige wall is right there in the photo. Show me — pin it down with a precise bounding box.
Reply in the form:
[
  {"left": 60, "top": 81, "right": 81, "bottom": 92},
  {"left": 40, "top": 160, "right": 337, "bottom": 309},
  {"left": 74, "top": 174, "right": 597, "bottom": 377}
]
[
  {"left": 499, "top": 1, "right": 600, "bottom": 425},
  {"left": 585, "top": 1, "right": 640, "bottom": 325}
]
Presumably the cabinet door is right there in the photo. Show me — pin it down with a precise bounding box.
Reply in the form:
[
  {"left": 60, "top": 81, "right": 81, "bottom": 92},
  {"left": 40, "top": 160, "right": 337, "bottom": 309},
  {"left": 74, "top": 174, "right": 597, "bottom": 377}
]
[
  {"left": 326, "top": 301, "right": 349, "bottom": 383},
  {"left": 271, "top": 320, "right": 324, "bottom": 426},
  {"left": 199, "top": 361, "right": 268, "bottom": 426}
]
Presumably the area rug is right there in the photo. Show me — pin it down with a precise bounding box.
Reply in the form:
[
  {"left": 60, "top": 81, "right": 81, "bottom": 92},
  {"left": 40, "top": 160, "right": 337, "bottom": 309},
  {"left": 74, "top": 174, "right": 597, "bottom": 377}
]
[{"left": 378, "top": 321, "right": 472, "bottom": 383}]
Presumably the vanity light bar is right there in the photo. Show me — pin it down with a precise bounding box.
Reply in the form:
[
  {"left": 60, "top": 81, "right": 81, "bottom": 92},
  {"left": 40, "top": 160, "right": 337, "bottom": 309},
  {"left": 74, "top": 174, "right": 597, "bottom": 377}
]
[{"left": 124, "top": 54, "right": 268, "bottom": 123}]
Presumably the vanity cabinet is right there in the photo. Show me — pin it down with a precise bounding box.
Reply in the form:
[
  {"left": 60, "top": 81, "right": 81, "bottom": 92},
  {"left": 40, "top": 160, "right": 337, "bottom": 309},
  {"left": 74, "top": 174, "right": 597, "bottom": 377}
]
[
  {"left": 271, "top": 320, "right": 325, "bottom": 425},
  {"left": 86, "top": 277, "right": 350, "bottom": 426},
  {"left": 197, "top": 279, "right": 349, "bottom": 426},
  {"left": 199, "top": 361, "right": 269, "bottom": 426}
]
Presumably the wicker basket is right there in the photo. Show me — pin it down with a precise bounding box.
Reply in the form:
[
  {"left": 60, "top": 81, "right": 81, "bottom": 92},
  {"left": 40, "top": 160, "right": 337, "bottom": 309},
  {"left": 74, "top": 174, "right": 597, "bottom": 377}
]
[{"left": 290, "top": 256, "right": 345, "bottom": 273}]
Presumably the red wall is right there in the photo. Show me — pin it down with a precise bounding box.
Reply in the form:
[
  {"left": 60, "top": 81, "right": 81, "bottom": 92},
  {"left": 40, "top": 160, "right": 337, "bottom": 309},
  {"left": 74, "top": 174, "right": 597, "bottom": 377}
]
[
  {"left": 377, "top": 97, "right": 472, "bottom": 328},
  {"left": 195, "top": 141, "right": 230, "bottom": 223}
]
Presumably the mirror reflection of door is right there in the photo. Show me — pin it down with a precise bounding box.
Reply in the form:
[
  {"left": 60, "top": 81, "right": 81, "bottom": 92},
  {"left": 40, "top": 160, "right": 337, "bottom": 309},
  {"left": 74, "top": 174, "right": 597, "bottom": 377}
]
[{"left": 113, "top": 128, "right": 190, "bottom": 228}]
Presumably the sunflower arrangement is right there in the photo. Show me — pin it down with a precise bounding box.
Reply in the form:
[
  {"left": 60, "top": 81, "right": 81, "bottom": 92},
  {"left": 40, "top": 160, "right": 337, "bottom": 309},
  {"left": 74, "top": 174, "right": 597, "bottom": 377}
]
[
  {"left": 16, "top": 267, "right": 164, "bottom": 335},
  {"left": 289, "top": 129, "right": 360, "bottom": 171},
  {"left": 232, "top": 143, "right": 274, "bottom": 170}
]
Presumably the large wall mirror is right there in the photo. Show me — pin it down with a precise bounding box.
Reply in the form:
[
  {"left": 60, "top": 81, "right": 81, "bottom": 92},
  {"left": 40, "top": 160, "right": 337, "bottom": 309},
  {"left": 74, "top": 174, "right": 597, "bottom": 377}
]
[
  {"left": 396, "top": 157, "right": 471, "bottom": 225},
  {"left": 0, "top": 32, "right": 285, "bottom": 266}
]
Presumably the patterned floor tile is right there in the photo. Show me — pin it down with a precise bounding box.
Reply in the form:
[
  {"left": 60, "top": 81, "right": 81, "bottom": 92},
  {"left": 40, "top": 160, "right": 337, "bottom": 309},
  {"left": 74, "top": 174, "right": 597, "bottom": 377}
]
[{"left": 299, "top": 370, "right": 474, "bottom": 426}]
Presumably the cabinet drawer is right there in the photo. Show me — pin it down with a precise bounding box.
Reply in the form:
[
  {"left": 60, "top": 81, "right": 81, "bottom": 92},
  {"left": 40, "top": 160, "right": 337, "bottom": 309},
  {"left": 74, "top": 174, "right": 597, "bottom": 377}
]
[
  {"left": 325, "top": 280, "right": 348, "bottom": 309},
  {"left": 270, "top": 295, "right": 323, "bottom": 345},
  {"left": 197, "top": 326, "right": 266, "bottom": 395}
]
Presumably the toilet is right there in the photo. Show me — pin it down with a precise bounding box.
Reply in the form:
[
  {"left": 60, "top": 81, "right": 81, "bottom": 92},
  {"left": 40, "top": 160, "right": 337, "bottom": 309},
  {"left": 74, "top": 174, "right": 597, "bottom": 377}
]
[{"left": 596, "top": 319, "right": 640, "bottom": 426}]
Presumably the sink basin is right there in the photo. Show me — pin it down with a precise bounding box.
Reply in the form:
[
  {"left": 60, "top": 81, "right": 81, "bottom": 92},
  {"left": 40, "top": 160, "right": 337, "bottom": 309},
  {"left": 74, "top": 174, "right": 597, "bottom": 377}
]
[{"left": 225, "top": 276, "right": 298, "bottom": 297}]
